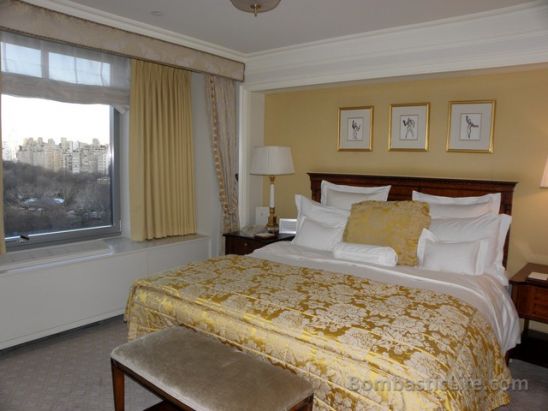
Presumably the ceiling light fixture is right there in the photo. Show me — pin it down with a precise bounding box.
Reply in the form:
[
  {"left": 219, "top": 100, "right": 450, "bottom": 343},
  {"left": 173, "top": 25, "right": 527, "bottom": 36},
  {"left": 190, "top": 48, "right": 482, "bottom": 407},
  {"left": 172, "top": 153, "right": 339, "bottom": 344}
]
[{"left": 230, "top": 0, "right": 281, "bottom": 17}]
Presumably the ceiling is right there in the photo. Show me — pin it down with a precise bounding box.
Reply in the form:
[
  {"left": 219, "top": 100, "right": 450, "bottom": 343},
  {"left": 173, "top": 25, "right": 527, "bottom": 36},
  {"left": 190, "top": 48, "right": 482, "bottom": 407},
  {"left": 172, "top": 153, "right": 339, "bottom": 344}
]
[{"left": 68, "top": 0, "right": 536, "bottom": 54}]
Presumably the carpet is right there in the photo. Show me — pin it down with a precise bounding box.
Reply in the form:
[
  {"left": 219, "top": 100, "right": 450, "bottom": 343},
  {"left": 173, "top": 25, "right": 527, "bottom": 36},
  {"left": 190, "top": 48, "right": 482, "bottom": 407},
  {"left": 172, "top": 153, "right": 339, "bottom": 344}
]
[{"left": 0, "top": 316, "right": 546, "bottom": 410}]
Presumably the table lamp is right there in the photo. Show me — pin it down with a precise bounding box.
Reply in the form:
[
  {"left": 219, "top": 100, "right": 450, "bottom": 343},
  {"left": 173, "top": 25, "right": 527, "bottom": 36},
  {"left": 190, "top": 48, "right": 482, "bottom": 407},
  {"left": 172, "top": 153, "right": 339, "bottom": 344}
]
[
  {"left": 250, "top": 146, "right": 294, "bottom": 232},
  {"left": 541, "top": 156, "right": 548, "bottom": 188}
]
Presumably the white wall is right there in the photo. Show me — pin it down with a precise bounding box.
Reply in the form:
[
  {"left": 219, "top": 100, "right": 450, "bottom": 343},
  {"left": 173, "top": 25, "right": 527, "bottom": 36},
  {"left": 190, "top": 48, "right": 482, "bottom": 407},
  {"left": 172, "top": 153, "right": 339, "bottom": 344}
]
[
  {"left": 120, "top": 111, "right": 131, "bottom": 238},
  {"left": 192, "top": 73, "right": 222, "bottom": 256},
  {"left": 238, "top": 88, "right": 264, "bottom": 226},
  {"left": 0, "top": 236, "right": 210, "bottom": 349},
  {"left": 0, "top": 73, "right": 222, "bottom": 350}
]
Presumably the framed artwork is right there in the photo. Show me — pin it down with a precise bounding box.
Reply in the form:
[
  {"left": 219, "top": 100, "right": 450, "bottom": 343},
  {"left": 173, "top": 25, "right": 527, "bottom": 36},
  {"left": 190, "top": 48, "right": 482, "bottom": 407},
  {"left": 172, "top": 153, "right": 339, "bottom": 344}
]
[
  {"left": 447, "top": 100, "right": 496, "bottom": 153},
  {"left": 388, "top": 103, "right": 429, "bottom": 151},
  {"left": 338, "top": 106, "right": 373, "bottom": 151}
]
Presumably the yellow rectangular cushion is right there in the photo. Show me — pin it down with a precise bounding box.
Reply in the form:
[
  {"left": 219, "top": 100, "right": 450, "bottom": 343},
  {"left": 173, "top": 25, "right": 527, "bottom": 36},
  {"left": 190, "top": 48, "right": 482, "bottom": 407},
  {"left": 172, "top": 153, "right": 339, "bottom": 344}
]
[{"left": 343, "top": 200, "right": 430, "bottom": 266}]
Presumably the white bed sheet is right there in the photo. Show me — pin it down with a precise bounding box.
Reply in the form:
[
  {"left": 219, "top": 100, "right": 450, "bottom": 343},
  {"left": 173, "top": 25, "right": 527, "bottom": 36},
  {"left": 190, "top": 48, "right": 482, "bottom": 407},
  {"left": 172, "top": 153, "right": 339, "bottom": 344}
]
[{"left": 251, "top": 242, "right": 521, "bottom": 353}]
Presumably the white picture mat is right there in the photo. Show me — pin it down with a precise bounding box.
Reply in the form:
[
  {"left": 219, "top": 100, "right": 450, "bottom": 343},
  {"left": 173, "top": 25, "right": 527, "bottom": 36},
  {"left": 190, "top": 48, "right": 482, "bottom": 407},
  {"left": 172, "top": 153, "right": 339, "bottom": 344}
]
[
  {"left": 338, "top": 107, "right": 373, "bottom": 150},
  {"left": 389, "top": 104, "right": 429, "bottom": 150},
  {"left": 448, "top": 102, "right": 495, "bottom": 152}
]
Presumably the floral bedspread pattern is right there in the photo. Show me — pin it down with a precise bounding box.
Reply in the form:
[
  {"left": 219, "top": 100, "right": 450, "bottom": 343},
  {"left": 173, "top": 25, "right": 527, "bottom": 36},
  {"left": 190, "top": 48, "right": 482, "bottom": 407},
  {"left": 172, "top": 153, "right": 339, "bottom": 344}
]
[{"left": 125, "top": 255, "right": 510, "bottom": 411}]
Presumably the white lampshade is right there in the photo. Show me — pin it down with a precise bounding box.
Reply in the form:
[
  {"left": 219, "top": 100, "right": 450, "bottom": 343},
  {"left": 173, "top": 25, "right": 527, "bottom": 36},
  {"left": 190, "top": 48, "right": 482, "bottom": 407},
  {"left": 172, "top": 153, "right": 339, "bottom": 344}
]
[
  {"left": 541, "top": 156, "right": 548, "bottom": 188},
  {"left": 250, "top": 146, "right": 294, "bottom": 176}
]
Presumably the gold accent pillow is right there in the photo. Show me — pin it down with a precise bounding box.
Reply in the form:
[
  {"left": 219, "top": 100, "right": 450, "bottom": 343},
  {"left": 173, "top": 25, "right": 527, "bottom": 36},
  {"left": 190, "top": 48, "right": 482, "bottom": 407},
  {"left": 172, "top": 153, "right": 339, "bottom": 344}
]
[{"left": 343, "top": 201, "right": 430, "bottom": 266}]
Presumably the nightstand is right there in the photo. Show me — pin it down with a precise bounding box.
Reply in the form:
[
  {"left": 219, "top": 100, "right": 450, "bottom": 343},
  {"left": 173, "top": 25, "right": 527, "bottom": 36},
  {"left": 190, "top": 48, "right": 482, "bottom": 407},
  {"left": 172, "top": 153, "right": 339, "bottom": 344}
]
[
  {"left": 223, "top": 228, "right": 294, "bottom": 255},
  {"left": 510, "top": 263, "right": 548, "bottom": 367}
]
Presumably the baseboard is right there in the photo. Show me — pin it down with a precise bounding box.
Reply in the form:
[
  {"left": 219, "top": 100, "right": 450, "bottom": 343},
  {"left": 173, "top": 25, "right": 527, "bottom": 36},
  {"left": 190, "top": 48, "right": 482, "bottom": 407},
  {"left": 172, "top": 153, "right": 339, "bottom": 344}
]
[{"left": 0, "top": 309, "right": 124, "bottom": 351}]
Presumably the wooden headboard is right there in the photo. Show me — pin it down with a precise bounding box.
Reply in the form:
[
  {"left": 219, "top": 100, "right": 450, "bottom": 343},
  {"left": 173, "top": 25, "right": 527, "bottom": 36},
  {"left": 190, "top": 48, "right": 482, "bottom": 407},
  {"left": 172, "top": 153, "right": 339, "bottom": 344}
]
[{"left": 308, "top": 172, "right": 518, "bottom": 265}]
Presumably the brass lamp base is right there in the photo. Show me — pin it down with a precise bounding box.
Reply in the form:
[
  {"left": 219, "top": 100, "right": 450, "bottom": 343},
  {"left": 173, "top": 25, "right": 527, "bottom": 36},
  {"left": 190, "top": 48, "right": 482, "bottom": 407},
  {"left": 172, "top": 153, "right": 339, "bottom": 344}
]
[{"left": 266, "top": 207, "right": 278, "bottom": 233}]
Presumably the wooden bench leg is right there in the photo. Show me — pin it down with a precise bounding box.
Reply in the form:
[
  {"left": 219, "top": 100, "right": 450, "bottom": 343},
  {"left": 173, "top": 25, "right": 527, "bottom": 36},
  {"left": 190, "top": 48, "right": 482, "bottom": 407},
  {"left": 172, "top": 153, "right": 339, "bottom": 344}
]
[
  {"left": 111, "top": 359, "right": 125, "bottom": 411},
  {"left": 291, "top": 394, "right": 314, "bottom": 411}
]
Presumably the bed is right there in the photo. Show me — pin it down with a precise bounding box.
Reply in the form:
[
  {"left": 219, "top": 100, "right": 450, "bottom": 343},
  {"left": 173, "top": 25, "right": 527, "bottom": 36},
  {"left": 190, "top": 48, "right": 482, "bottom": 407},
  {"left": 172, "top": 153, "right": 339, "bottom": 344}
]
[{"left": 125, "top": 173, "right": 520, "bottom": 411}]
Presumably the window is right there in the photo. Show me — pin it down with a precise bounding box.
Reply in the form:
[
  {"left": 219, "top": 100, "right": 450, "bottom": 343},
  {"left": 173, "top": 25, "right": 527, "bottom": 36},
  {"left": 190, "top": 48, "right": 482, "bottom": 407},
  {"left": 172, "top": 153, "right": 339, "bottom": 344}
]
[
  {"left": 2, "top": 96, "right": 120, "bottom": 248},
  {"left": 1, "top": 31, "right": 129, "bottom": 249}
]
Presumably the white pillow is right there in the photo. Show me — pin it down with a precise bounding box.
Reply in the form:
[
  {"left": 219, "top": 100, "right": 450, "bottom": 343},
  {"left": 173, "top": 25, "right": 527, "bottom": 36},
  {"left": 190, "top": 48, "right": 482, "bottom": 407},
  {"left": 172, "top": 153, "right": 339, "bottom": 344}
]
[
  {"left": 426, "top": 202, "right": 492, "bottom": 219},
  {"left": 295, "top": 195, "right": 349, "bottom": 232},
  {"left": 417, "top": 229, "right": 488, "bottom": 276},
  {"left": 292, "top": 217, "right": 344, "bottom": 251},
  {"left": 333, "top": 242, "right": 398, "bottom": 267},
  {"left": 428, "top": 214, "right": 511, "bottom": 285},
  {"left": 321, "top": 181, "right": 390, "bottom": 210},
  {"left": 412, "top": 191, "right": 501, "bottom": 217}
]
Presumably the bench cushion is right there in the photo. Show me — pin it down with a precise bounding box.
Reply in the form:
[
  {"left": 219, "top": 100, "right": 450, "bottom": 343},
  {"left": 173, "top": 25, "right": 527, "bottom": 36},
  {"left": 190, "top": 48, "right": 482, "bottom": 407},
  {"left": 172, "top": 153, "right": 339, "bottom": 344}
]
[{"left": 111, "top": 327, "right": 313, "bottom": 411}]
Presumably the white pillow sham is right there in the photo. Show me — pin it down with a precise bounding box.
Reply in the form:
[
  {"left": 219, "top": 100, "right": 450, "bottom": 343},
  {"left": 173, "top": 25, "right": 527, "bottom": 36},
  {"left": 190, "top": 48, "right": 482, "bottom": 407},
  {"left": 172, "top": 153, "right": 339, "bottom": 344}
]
[
  {"left": 417, "top": 229, "right": 488, "bottom": 276},
  {"left": 321, "top": 181, "right": 390, "bottom": 210},
  {"left": 295, "top": 194, "right": 349, "bottom": 232},
  {"left": 428, "top": 214, "right": 511, "bottom": 285},
  {"left": 333, "top": 242, "right": 398, "bottom": 267},
  {"left": 426, "top": 202, "right": 492, "bottom": 219},
  {"left": 412, "top": 191, "right": 501, "bottom": 217},
  {"left": 292, "top": 217, "right": 344, "bottom": 251}
]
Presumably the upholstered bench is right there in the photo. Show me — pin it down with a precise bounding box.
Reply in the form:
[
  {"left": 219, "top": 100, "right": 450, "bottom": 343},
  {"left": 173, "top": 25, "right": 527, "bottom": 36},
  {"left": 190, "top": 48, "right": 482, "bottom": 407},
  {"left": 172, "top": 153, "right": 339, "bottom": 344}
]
[{"left": 111, "top": 327, "right": 314, "bottom": 411}]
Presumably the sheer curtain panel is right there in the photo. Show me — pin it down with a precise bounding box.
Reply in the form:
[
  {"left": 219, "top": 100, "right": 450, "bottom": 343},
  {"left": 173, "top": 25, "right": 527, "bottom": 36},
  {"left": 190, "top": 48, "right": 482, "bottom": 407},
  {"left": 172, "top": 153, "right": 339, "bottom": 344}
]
[
  {"left": 0, "top": 31, "right": 129, "bottom": 107},
  {"left": 129, "top": 60, "right": 196, "bottom": 241}
]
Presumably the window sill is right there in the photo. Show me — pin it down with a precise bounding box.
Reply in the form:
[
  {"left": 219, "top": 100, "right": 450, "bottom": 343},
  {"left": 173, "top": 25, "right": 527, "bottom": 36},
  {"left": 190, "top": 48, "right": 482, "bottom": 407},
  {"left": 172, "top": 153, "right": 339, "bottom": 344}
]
[{"left": 0, "top": 234, "right": 208, "bottom": 275}]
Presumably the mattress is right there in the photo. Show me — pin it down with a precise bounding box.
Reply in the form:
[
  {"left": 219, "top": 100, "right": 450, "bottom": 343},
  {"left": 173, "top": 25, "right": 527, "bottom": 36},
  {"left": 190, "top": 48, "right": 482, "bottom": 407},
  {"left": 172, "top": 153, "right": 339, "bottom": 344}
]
[{"left": 125, "top": 245, "right": 517, "bottom": 410}]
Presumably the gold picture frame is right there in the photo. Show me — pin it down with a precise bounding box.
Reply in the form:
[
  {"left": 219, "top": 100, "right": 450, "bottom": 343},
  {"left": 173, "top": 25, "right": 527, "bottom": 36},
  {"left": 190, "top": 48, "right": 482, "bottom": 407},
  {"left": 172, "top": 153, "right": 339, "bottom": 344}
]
[
  {"left": 388, "top": 103, "right": 430, "bottom": 151},
  {"left": 337, "top": 106, "right": 374, "bottom": 151},
  {"left": 447, "top": 100, "right": 496, "bottom": 153}
]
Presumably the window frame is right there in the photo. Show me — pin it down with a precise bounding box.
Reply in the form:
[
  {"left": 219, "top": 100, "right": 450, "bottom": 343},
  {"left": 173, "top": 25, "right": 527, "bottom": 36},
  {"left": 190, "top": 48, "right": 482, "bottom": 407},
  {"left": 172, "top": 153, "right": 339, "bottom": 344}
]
[{"left": 4, "top": 106, "right": 122, "bottom": 251}]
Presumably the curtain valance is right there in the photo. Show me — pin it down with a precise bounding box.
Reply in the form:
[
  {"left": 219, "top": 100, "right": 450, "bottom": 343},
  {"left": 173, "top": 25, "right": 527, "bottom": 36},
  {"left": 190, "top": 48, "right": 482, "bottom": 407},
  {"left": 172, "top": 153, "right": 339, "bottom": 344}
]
[{"left": 0, "top": 0, "right": 244, "bottom": 82}]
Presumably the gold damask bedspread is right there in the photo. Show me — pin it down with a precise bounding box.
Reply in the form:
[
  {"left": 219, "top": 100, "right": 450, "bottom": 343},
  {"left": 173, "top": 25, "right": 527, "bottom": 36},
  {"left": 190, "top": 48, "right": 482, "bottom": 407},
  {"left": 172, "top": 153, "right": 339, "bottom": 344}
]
[{"left": 125, "top": 255, "right": 510, "bottom": 411}]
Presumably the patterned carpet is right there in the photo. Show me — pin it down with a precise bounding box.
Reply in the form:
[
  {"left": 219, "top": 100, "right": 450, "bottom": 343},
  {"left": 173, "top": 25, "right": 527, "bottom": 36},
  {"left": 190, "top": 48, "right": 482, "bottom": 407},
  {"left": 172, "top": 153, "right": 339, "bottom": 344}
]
[{"left": 0, "top": 316, "right": 546, "bottom": 411}]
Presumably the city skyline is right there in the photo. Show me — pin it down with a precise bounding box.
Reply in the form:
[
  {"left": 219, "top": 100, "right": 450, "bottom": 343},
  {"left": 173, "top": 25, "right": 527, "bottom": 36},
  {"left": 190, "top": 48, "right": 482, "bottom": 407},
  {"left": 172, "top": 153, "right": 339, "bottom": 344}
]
[
  {"left": 8, "top": 136, "right": 110, "bottom": 175},
  {"left": 1, "top": 94, "right": 111, "bottom": 156}
]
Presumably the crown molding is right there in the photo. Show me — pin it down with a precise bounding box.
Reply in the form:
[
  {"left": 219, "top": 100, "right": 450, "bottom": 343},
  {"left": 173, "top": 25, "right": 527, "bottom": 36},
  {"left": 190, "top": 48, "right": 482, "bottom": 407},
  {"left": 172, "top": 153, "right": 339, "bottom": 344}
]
[
  {"left": 21, "top": 0, "right": 247, "bottom": 62},
  {"left": 246, "top": 1, "right": 546, "bottom": 59},
  {"left": 244, "top": 1, "right": 548, "bottom": 90},
  {"left": 18, "top": 0, "right": 548, "bottom": 90}
]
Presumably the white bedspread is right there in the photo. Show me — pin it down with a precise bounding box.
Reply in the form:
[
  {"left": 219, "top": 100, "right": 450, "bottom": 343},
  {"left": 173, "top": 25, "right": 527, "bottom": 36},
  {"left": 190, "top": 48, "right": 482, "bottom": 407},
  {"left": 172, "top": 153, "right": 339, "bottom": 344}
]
[{"left": 251, "top": 242, "right": 520, "bottom": 352}]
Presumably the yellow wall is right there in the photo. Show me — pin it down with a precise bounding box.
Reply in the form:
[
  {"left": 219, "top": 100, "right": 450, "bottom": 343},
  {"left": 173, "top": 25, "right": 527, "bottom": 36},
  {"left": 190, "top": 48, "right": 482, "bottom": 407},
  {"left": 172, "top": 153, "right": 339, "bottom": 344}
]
[{"left": 264, "top": 67, "right": 548, "bottom": 275}]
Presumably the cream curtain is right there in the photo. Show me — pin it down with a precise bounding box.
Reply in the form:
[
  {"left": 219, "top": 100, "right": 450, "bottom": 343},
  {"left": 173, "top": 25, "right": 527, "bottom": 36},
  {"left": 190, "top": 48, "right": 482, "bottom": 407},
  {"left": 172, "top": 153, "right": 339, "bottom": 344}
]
[
  {"left": 206, "top": 75, "right": 239, "bottom": 233},
  {"left": 129, "top": 60, "right": 196, "bottom": 241}
]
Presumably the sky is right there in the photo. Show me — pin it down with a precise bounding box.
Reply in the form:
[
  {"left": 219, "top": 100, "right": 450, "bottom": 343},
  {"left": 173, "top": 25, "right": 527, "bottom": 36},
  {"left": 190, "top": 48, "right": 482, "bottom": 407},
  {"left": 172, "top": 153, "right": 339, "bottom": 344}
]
[{"left": 1, "top": 95, "right": 110, "bottom": 157}]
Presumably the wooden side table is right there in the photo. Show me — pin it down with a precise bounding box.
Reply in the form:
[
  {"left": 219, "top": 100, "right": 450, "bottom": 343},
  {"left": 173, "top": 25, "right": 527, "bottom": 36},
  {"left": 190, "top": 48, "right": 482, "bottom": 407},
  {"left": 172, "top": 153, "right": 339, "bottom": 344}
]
[
  {"left": 509, "top": 263, "right": 548, "bottom": 367},
  {"left": 223, "top": 228, "right": 294, "bottom": 255}
]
